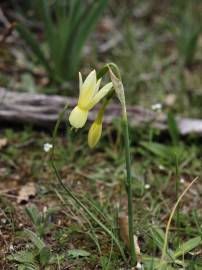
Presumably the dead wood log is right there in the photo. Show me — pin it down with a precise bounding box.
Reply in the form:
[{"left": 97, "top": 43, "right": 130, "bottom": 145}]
[{"left": 0, "top": 87, "right": 202, "bottom": 136}]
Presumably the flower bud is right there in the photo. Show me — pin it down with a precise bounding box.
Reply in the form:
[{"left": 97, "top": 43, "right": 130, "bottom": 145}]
[{"left": 88, "top": 121, "right": 102, "bottom": 148}]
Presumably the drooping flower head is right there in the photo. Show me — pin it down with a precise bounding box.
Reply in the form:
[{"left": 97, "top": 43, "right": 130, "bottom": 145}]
[{"left": 69, "top": 70, "right": 112, "bottom": 128}]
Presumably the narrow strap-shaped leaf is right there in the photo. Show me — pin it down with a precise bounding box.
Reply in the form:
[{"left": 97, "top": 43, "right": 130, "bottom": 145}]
[
  {"left": 68, "top": 0, "right": 85, "bottom": 27},
  {"left": 63, "top": 0, "right": 109, "bottom": 78},
  {"left": 40, "top": 0, "right": 55, "bottom": 45},
  {"left": 16, "top": 23, "right": 51, "bottom": 74},
  {"left": 72, "top": 0, "right": 109, "bottom": 56},
  {"left": 40, "top": 0, "right": 60, "bottom": 71},
  {"left": 58, "top": 0, "right": 88, "bottom": 78}
]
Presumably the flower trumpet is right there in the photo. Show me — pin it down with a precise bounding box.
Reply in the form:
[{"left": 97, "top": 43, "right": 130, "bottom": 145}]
[{"left": 69, "top": 70, "right": 112, "bottom": 129}]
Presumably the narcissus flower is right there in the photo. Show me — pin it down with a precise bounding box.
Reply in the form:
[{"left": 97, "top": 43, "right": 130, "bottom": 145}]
[{"left": 69, "top": 70, "right": 112, "bottom": 128}]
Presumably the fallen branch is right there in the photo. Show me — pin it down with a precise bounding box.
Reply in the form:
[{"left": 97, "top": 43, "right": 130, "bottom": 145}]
[{"left": 0, "top": 87, "right": 202, "bottom": 136}]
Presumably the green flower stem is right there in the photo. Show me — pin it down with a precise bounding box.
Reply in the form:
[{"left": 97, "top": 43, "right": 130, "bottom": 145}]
[
  {"left": 122, "top": 117, "right": 136, "bottom": 266},
  {"left": 96, "top": 93, "right": 113, "bottom": 124},
  {"left": 108, "top": 64, "right": 136, "bottom": 266}
]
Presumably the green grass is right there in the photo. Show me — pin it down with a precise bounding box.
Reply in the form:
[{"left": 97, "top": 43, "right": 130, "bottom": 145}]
[{"left": 0, "top": 125, "right": 202, "bottom": 269}]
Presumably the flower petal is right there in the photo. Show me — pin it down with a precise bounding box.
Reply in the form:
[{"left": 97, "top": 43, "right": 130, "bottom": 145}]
[
  {"left": 79, "top": 72, "right": 83, "bottom": 90},
  {"left": 94, "top": 78, "right": 102, "bottom": 94},
  {"left": 78, "top": 70, "right": 97, "bottom": 107},
  {"left": 87, "top": 82, "right": 113, "bottom": 109},
  {"left": 69, "top": 106, "right": 88, "bottom": 128}
]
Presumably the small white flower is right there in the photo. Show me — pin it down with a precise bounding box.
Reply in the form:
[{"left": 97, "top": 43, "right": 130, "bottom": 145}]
[
  {"left": 43, "top": 143, "right": 53, "bottom": 152},
  {"left": 43, "top": 206, "right": 48, "bottom": 213},
  {"left": 145, "top": 184, "right": 150, "bottom": 189},
  {"left": 136, "top": 262, "right": 142, "bottom": 269},
  {"left": 180, "top": 178, "right": 185, "bottom": 184},
  {"left": 1, "top": 218, "right": 6, "bottom": 224},
  {"left": 158, "top": 164, "right": 165, "bottom": 171},
  {"left": 9, "top": 244, "right": 14, "bottom": 252},
  {"left": 151, "top": 103, "right": 162, "bottom": 112}
]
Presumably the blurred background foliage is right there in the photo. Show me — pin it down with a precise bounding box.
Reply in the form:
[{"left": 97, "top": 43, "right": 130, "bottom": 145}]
[
  {"left": 0, "top": 0, "right": 201, "bottom": 116},
  {"left": 16, "top": 0, "right": 109, "bottom": 82}
]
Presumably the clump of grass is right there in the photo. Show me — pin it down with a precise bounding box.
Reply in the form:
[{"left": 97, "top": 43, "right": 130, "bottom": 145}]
[{"left": 16, "top": 0, "right": 109, "bottom": 83}]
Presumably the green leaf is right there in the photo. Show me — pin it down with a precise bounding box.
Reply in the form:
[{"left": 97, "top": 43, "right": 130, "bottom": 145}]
[
  {"left": 141, "top": 141, "right": 186, "bottom": 166},
  {"left": 16, "top": 23, "right": 51, "bottom": 74},
  {"left": 40, "top": 0, "right": 55, "bottom": 44},
  {"left": 39, "top": 0, "right": 57, "bottom": 67},
  {"left": 174, "top": 236, "right": 202, "bottom": 258},
  {"left": 142, "top": 255, "right": 169, "bottom": 269},
  {"left": 49, "top": 253, "right": 65, "bottom": 264},
  {"left": 141, "top": 142, "right": 173, "bottom": 160},
  {"left": 17, "top": 0, "right": 109, "bottom": 81},
  {"left": 150, "top": 227, "right": 178, "bottom": 265},
  {"left": 18, "top": 263, "right": 39, "bottom": 270},
  {"left": 24, "top": 229, "right": 45, "bottom": 251},
  {"left": 25, "top": 205, "right": 39, "bottom": 226},
  {"left": 142, "top": 255, "right": 187, "bottom": 270},
  {"left": 67, "top": 249, "right": 91, "bottom": 259},
  {"left": 63, "top": 0, "right": 109, "bottom": 78},
  {"left": 7, "top": 250, "right": 36, "bottom": 263},
  {"left": 167, "top": 112, "right": 180, "bottom": 145},
  {"left": 39, "top": 247, "right": 51, "bottom": 266},
  {"left": 150, "top": 227, "right": 166, "bottom": 251}
]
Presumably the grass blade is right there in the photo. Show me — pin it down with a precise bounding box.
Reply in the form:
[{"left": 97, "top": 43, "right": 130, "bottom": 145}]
[
  {"left": 16, "top": 23, "right": 51, "bottom": 74},
  {"left": 167, "top": 112, "right": 180, "bottom": 146},
  {"left": 63, "top": 0, "right": 109, "bottom": 78}
]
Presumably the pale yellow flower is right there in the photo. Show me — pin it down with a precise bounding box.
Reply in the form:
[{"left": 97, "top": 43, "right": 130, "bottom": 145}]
[
  {"left": 88, "top": 121, "right": 102, "bottom": 148},
  {"left": 69, "top": 70, "right": 112, "bottom": 128}
]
